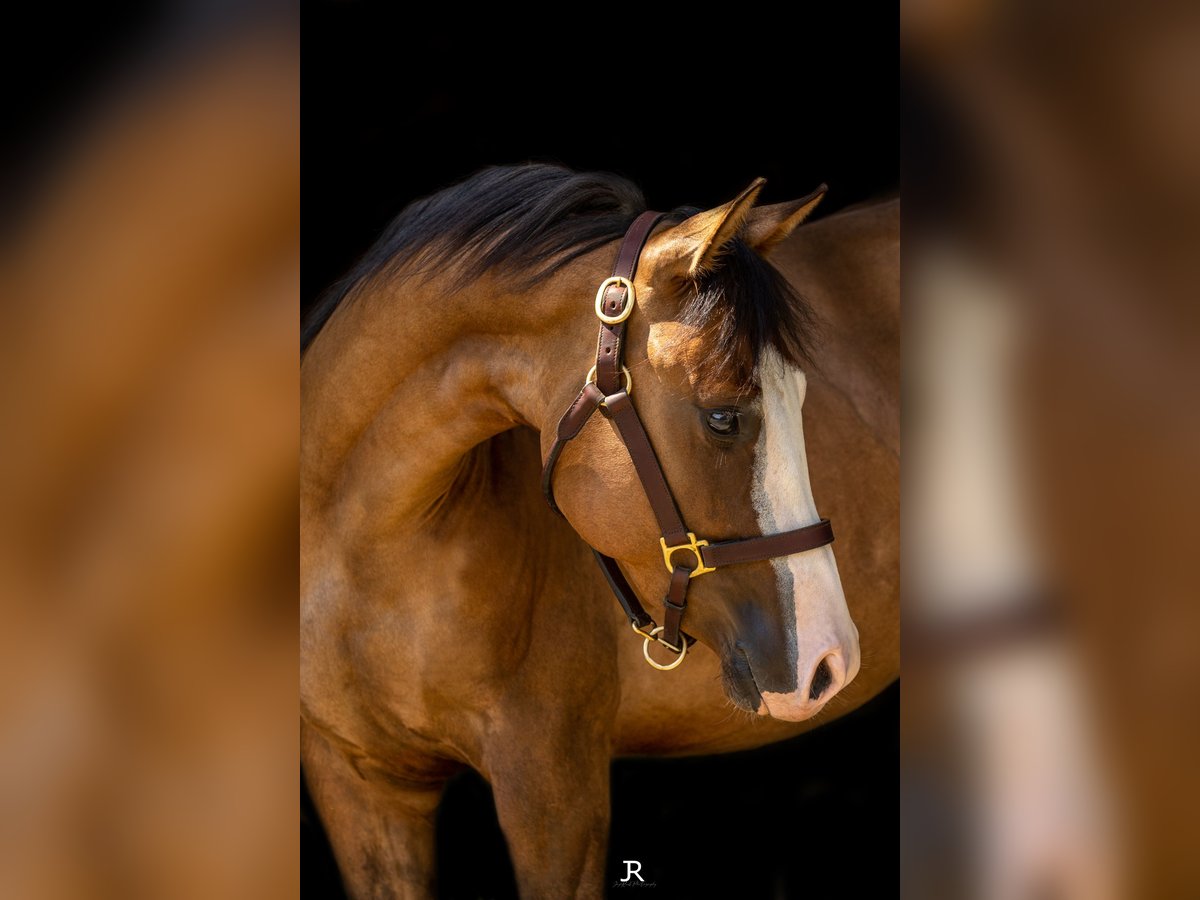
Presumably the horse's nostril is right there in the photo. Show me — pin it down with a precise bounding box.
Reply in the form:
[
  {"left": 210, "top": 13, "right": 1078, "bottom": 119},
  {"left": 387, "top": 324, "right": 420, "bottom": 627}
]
[{"left": 809, "top": 657, "right": 833, "bottom": 700}]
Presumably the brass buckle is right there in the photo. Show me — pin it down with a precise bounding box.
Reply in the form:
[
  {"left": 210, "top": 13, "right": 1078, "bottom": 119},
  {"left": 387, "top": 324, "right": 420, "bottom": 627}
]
[
  {"left": 594, "top": 276, "right": 636, "bottom": 325},
  {"left": 641, "top": 625, "right": 687, "bottom": 671},
  {"left": 660, "top": 533, "right": 716, "bottom": 578},
  {"left": 585, "top": 363, "right": 633, "bottom": 398},
  {"left": 630, "top": 621, "right": 657, "bottom": 641}
]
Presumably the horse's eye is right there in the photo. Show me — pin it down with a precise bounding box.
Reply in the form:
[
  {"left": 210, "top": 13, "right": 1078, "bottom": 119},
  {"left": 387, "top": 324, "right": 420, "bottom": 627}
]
[{"left": 705, "top": 409, "right": 740, "bottom": 437}]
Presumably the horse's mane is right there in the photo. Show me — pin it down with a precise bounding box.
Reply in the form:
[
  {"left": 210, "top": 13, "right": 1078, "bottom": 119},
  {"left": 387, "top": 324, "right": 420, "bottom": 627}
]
[{"left": 302, "top": 164, "right": 818, "bottom": 389}]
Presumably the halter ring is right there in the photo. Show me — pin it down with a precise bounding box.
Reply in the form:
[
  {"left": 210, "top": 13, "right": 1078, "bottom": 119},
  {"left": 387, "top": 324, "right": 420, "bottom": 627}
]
[
  {"left": 594, "top": 276, "right": 636, "bottom": 325},
  {"left": 586, "top": 363, "right": 633, "bottom": 397},
  {"left": 642, "top": 625, "right": 687, "bottom": 670}
]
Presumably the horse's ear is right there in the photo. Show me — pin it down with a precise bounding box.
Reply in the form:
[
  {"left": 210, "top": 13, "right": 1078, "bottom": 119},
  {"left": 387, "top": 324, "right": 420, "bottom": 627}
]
[
  {"left": 645, "top": 177, "right": 766, "bottom": 278},
  {"left": 744, "top": 184, "right": 828, "bottom": 256}
]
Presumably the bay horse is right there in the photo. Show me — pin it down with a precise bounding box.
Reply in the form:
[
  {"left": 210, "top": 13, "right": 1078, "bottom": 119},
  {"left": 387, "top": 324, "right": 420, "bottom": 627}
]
[{"left": 301, "top": 165, "right": 899, "bottom": 898}]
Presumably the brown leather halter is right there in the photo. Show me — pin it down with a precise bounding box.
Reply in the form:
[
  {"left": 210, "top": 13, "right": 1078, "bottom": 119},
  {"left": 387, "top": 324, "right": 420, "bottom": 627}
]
[{"left": 541, "top": 211, "right": 835, "bottom": 670}]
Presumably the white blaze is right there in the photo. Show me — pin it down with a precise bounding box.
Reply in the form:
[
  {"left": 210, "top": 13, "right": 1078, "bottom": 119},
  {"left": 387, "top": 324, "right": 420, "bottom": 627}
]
[{"left": 751, "top": 349, "right": 860, "bottom": 718}]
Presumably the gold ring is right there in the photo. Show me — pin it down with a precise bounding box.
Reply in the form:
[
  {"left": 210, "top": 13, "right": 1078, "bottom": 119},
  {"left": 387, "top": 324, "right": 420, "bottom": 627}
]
[
  {"left": 594, "top": 276, "right": 636, "bottom": 325},
  {"left": 585, "top": 364, "right": 633, "bottom": 396},
  {"left": 642, "top": 626, "right": 687, "bottom": 671}
]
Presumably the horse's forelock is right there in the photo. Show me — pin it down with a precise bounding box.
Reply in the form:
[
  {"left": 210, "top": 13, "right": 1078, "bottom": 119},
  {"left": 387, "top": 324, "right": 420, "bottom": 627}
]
[{"left": 676, "top": 237, "right": 822, "bottom": 393}]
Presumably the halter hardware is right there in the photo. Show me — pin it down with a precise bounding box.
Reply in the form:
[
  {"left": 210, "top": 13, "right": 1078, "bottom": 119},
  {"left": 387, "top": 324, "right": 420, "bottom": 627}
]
[
  {"left": 594, "top": 276, "right": 636, "bottom": 324},
  {"left": 660, "top": 533, "right": 715, "bottom": 577},
  {"left": 642, "top": 626, "right": 687, "bottom": 670},
  {"left": 585, "top": 363, "right": 632, "bottom": 397}
]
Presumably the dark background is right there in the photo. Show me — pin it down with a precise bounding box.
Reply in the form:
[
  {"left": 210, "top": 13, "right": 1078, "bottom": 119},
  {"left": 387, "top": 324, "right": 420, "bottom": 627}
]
[
  {"left": 303, "top": 4, "right": 898, "bottom": 898},
  {"left": 301, "top": 8, "right": 899, "bottom": 318}
]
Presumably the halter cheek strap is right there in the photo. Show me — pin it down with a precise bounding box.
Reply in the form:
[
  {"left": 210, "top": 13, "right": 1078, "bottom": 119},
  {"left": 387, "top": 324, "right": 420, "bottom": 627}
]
[{"left": 541, "top": 212, "right": 835, "bottom": 669}]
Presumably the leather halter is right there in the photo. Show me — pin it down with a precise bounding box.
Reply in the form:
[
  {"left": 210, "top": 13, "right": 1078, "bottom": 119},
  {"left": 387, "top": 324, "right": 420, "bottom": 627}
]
[{"left": 541, "top": 211, "right": 835, "bottom": 669}]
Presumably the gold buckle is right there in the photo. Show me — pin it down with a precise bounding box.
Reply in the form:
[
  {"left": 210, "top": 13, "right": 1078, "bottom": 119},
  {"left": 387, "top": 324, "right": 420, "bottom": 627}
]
[
  {"left": 594, "top": 276, "right": 636, "bottom": 325},
  {"left": 641, "top": 625, "right": 687, "bottom": 671},
  {"left": 586, "top": 363, "right": 633, "bottom": 397},
  {"left": 660, "top": 533, "right": 716, "bottom": 577},
  {"left": 630, "top": 621, "right": 657, "bottom": 641}
]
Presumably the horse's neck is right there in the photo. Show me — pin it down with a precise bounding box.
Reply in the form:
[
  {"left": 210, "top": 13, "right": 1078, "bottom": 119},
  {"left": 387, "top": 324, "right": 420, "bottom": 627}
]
[{"left": 300, "top": 271, "right": 587, "bottom": 546}]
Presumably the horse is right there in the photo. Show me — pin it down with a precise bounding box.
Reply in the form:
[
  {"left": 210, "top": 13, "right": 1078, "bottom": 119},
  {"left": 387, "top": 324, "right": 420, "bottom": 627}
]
[{"left": 300, "top": 165, "right": 899, "bottom": 898}]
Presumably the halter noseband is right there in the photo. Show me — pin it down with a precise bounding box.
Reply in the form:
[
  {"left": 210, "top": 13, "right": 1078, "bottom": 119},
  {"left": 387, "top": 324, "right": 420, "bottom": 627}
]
[{"left": 540, "top": 211, "right": 835, "bottom": 670}]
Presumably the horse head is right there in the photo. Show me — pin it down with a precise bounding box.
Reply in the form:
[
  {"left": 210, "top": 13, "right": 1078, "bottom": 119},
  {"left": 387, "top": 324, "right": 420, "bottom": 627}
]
[{"left": 548, "top": 179, "right": 860, "bottom": 721}]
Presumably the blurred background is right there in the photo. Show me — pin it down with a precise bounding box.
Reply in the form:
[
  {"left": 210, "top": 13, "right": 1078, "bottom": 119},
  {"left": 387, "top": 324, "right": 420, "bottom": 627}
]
[
  {"left": 903, "top": 2, "right": 1200, "bottom": 897},
  {"left": 302, "top": 4, "right": 897, "bottom": 899},
  {"left": 0, "top": 2, "right": 298, "bottom": 898}
]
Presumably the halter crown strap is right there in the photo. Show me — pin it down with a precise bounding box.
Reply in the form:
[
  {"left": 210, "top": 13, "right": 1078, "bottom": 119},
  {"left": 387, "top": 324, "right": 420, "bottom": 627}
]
[
  {"left": 540, "top": 212, "right": 835, "bottom": 664},
  {"left": 541, "top": 210, "right": 664, "bottom": 513}
]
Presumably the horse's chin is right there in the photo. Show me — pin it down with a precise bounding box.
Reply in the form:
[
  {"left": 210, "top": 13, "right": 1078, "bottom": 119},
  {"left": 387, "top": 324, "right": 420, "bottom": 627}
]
[{"left": 721, "top": 648, "right": 765, "bottom": 715}]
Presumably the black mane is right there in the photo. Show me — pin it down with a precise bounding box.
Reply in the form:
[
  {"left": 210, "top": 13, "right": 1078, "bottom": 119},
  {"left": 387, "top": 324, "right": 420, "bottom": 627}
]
[{"left": 302, "top": 164, "right": 817, "bottom": 388}]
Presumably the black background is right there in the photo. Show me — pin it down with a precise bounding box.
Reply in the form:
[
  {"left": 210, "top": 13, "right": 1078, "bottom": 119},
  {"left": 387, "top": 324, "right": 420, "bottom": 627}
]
[{"left": 303, "top": 5, "right": 898, "bottom": 898}]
